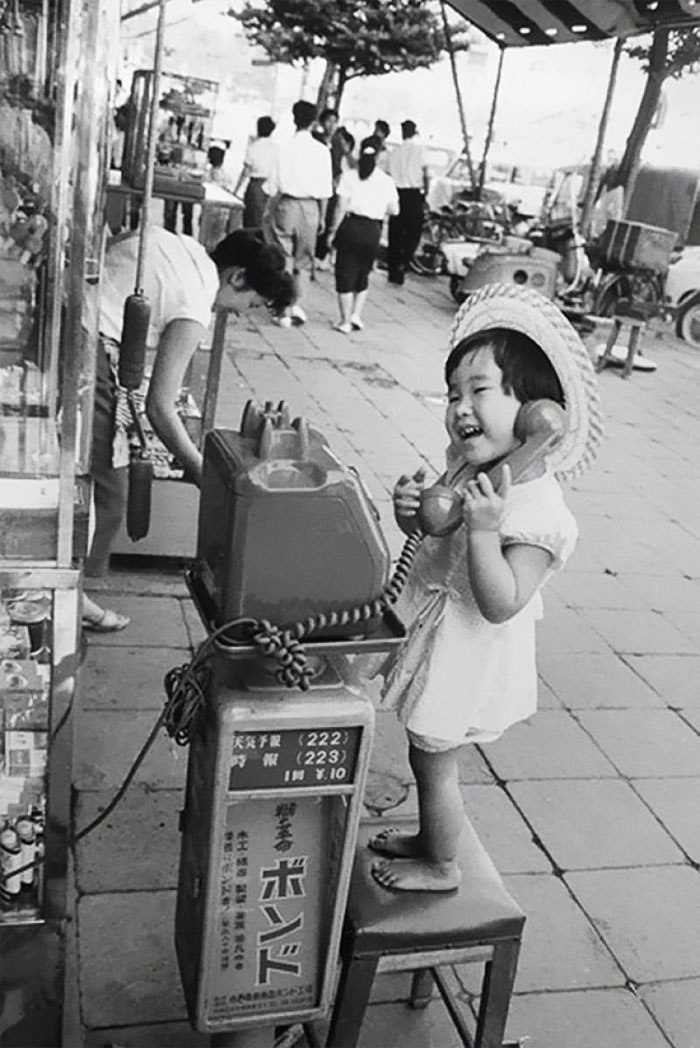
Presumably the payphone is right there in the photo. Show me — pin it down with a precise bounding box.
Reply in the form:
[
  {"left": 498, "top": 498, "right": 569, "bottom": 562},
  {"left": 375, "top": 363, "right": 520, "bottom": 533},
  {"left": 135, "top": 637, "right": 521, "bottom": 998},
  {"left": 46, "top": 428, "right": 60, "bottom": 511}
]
[{"left": 172, "top": 396, "right": 565, "bottom": 1043}]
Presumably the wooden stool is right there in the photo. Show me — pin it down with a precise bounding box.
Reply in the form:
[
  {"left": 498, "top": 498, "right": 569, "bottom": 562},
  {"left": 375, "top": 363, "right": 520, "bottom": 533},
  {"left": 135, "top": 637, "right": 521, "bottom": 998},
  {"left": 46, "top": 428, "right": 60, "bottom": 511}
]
[
  {"left": 321, "top": 820, "right": 525, "bottom": 1048},
  {"left": 595, "top": 298, "right": 658, "bottom": 379}
]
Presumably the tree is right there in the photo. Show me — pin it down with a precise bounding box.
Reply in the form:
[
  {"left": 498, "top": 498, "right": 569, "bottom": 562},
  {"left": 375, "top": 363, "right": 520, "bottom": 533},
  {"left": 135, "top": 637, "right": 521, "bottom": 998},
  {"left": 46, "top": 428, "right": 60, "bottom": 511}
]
[
  {"left": 229, "top": 0, "right": 470, "bottom": 111},
  {"left": 615, "top": 27, "right": 700, "bottom": 199}
]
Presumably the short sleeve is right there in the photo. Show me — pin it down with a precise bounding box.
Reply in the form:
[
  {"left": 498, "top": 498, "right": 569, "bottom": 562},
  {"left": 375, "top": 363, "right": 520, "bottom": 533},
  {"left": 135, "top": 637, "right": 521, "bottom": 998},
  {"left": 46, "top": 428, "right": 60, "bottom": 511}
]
[
  {"left": 500, "top": 478, "right": 578, "bottom": 571},
  {"left": 337, "top": 170, "right": 355, "bottom": 201}
]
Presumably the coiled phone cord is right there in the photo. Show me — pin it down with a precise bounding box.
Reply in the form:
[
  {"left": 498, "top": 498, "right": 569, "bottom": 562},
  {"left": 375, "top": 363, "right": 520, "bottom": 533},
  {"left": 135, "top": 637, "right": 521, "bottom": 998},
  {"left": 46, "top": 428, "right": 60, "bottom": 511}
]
[{"left": 211, "top": 528, "right": 427, "bottom": 693}]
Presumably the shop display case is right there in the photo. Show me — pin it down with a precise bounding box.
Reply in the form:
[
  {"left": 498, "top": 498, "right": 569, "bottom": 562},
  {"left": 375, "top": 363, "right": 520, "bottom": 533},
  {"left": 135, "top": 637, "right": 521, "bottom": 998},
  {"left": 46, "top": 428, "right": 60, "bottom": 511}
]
[
  {"left": 122, "top": 69, "right": 219, "bottom": 197},
  {"left": 0, "top": 0, "right": 120, "bottom": 1041}
]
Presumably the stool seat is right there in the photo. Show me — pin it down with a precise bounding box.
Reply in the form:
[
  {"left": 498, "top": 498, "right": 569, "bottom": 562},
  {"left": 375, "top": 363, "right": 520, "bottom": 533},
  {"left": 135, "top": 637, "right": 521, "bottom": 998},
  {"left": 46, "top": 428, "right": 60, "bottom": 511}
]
[
  {"left": 346, "top": 821, "right": 525, "bottom": 955},
  {"left": 319, "top": 819, "right": 526, "bottom": 1047}
]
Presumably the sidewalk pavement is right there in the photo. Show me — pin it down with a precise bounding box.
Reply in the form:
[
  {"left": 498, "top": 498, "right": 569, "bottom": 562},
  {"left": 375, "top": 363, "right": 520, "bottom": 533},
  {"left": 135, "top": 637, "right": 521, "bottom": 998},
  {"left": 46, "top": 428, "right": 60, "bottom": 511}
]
[{"left": 71, "top": 270, "right": 700, "bottom": 1048}]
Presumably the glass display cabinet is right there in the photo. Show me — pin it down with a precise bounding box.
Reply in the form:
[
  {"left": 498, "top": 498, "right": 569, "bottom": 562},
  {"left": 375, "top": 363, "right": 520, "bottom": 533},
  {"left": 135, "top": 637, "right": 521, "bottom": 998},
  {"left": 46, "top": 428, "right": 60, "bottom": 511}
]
[{"left": 0, "top": 0, "right": 120, "bottom": 1042}]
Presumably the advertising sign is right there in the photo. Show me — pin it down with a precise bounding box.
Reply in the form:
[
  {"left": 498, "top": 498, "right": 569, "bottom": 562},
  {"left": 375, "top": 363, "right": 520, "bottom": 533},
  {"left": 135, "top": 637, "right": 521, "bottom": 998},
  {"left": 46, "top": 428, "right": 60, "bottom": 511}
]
[{"left": 204, "top": 794, "right": 343, "bottom": 1025}]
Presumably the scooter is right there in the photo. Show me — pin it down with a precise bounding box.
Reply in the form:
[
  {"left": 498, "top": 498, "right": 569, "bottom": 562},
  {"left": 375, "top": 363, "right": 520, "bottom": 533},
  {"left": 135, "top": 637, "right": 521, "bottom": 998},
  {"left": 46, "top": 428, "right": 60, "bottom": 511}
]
[{"left": 674, "top": 287, "right": 700, "bottom": 347}]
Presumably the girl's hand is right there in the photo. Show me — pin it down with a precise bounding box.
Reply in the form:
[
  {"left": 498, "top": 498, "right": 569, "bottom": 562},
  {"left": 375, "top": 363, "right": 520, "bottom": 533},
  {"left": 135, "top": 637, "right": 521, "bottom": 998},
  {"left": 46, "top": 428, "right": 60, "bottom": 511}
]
[
  {"left": 463, "top": 465, "right": 511, "bottom": 532},
  {"left": 393, "top": 468, "right": 426, "bottom": 531}
]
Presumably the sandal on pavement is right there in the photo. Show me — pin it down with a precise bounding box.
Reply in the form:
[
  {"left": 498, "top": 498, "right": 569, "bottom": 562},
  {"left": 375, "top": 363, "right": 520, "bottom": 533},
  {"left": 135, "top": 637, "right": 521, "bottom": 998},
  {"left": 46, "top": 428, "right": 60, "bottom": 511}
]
[
  {"left": 350, "top": 316, "right": 364, "bottom": 331},
  {"left": 82, "top": 607, "right": 130, "bottom": 633},
  {"left": 333, "top": 321, "right": 352, "bottom": 334}
]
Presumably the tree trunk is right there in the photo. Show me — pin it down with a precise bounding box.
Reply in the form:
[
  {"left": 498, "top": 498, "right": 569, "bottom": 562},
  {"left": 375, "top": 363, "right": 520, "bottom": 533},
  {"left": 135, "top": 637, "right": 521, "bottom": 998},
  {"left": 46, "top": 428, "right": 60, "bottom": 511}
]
[
  {"left": 335, "top": 65, "right": 348, "bottom": 110},
  {"left": 315, "top": 59, "right": 336, "bottom": 112},
  {"left": 615, "top": 28, "right": 669, "bottom": 205}
]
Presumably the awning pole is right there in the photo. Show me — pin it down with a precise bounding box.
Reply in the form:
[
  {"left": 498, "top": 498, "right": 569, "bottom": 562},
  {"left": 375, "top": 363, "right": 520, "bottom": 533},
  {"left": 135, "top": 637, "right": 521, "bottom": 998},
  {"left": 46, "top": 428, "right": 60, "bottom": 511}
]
[
  {"left": 580, "top": 36, "right": 624, "bottom": 236},
  {"left": 439, "top": 0, "right": 476, "bottom": 191},
  {"left": 478, "top": 44, "right": 505, "bottom": 201}
]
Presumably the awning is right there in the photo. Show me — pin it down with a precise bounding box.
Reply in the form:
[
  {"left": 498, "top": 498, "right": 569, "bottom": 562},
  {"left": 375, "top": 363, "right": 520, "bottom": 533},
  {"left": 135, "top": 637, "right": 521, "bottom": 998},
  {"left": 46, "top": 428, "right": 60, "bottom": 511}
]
[{"left": 446, "top": 0, "right": 700, "bottom": 47}]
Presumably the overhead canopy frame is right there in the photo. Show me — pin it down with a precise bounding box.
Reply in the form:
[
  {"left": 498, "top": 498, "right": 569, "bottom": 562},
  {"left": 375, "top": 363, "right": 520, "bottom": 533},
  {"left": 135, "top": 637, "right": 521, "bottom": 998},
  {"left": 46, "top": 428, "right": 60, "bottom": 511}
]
[
  {"left": 444, "top": 0, "right": 700, "bottom": 48},
  {"left": 445, "top": 0, "right": 700, "bottom": 207}
]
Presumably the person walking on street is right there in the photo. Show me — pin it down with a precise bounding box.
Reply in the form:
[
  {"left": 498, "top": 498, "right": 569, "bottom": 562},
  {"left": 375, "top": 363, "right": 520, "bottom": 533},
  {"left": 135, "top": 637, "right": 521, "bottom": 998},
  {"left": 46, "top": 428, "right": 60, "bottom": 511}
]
[
  {"left": 264, "top": 100, "right": 333, "bottom": 325},
  {"left": 233, "top": 116, "right": 277, "bottom": 228},
  {"left": 329, "top": 136, "right": 398, "bottom": 333},
  {"left": 386, "top": 120, "right": 429, "bottom": 285}
]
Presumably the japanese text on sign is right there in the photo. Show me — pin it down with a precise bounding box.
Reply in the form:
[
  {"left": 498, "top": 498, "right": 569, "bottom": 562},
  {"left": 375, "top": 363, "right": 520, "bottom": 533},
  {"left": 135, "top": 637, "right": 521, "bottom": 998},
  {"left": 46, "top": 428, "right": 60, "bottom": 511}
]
[{"left": 228, "top": 726, "right": 361, "bottom": 790}]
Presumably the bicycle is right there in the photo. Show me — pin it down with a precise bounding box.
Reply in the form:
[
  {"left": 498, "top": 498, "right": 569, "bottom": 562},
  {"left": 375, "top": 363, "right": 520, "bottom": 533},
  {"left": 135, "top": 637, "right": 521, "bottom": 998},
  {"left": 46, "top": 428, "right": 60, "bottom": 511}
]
[{"left": 410, "top": 200, "right": 503, "bottom": 277}]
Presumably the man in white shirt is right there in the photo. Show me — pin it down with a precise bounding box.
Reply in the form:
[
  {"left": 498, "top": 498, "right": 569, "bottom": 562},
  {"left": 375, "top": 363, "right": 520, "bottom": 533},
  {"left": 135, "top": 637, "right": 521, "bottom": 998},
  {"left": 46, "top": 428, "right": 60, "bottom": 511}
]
[
  {"left": 264, "top": 100, "right": 333, "bottom": 324},
  {"left": 386, "top": 120, "right": 430, "bottom": 286}
]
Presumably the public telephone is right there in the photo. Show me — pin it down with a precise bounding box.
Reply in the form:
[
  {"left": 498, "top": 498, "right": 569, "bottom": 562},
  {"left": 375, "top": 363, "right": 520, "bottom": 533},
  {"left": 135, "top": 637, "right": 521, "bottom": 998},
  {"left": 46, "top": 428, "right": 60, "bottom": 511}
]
[
  {"left": 175, "top": 396, "right": 567, "bottom": 1039},
  {"left": 194, "top": 397, "right": 566, "bottom": 635}
]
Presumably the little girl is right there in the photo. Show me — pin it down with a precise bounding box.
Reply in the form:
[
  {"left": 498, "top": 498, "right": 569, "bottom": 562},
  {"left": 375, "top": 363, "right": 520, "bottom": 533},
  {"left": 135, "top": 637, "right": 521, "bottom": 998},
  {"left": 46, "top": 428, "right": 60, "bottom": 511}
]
[{"left": 370, "top": 285, "right": 602, "bottom": 893}]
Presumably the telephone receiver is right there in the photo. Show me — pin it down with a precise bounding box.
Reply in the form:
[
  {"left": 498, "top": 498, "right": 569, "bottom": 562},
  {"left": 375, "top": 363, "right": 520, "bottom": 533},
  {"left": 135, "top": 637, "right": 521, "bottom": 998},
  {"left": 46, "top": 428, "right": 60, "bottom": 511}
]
[{"left": 418, "top": 399, "right": 567, "bottom": 537}]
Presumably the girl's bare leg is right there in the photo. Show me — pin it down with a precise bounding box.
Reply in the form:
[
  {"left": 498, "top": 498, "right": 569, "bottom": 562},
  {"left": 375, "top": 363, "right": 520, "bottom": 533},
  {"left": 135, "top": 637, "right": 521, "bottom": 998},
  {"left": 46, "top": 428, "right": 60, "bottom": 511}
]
[{"left": 371, "top": 743, "right": 464, "bottom": 891}]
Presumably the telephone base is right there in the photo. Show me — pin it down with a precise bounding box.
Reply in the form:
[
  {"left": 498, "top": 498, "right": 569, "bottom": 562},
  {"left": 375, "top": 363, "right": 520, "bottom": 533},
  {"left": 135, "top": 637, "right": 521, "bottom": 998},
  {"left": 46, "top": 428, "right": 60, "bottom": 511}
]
[{"left": 185, "top": 563, "right": 406, "bottom": 659}]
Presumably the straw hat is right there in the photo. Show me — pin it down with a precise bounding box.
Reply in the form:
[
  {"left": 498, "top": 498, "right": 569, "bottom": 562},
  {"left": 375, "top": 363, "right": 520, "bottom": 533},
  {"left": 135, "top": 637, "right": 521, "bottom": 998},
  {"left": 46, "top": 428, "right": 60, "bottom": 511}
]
[{"left": 449, "top": 282, "right": 603, "bottom": 479}]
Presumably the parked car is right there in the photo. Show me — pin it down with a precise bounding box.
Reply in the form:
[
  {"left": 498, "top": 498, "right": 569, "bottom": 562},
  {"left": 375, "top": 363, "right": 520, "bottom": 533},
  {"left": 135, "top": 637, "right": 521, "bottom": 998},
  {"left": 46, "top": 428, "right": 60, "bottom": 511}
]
[
  {"left": 428, "top": 156, "right": 551, "bottom": 217},
  {"left": 665, "top": 245, "right": 700, "bottom": 308}
]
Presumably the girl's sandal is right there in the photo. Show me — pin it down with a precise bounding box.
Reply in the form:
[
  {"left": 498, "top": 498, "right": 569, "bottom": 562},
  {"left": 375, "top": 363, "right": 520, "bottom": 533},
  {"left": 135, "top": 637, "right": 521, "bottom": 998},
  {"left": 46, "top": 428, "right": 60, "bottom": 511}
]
[{"left": 82, "top": 608, "right": 130, "bottom": 633}]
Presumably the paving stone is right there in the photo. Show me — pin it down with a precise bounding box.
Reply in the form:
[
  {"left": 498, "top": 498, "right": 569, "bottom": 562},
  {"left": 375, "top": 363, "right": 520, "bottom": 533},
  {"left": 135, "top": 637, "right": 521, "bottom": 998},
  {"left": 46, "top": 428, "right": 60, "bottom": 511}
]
[
  {"left": 83, "top": 595, "right": 190, "bottom": 648},
  {"left": 484, "top": 711, "right": 617, "bottom": 781},
  {"left": 577, "top": 708, "right": 700, "bottom": 777},
  {"left": 74, "top": 787, "right": 181, "bottom": 893},
  {"left": 78, "top": 891, "right": 186, "bottom": 1027},
  {"left": 538, "top": 651, "right": 662, "bottom": 709},
  {"left": 84, "top": 1022, "right": 208, "bottom": 1046},
  {"left": 553, "top": 570, "right": 643, "bottom": 610},
  {"left": 74, "top": 709, "right": 187, "bottom": 790},
  {"left": 622, "top": 653, "right": 700, "bottom": 707},
  {"left": 357, "top": 997, "right": 465, "bottom": 1048},
  {"left": 536, "top": 607, "right": 609, "bottom": 653},
  {"left": 179, "top": 597, "right": 207, "bottom": 649},
  {"left": 79, "top": 646, "right": 190, "bottom": 711},
  {"left": 619, "top": 572, "right": 700, "bottom": 613},
  {"left": 579, "top": 608, "right": 700, "bottom": 654},
  {"left": 510, "top": 778, "right": 682, "bottom": 870},
  {"left": 567, "top": 866, "right": 700, "bottom": 982},
  {"left": 640, "top": 978, "right": 700, "bottom": 1048},
  {"left": 537, "top": 676, "right": 561, "bottom": 708},
  {"left": 461, "top": 784, "right": 550, "bottom": 874},
  {"left": 633, "top": 778, "right": 700, "bottom": 862},
  {"left": 457, "top": 743, "right": 496, "bottom": 784},
  {"left": 506, "top": 987, "right": 671, "bottom": 1048},
  {"left": 459, "top": 872, "right": 624, "bottom": 993}
]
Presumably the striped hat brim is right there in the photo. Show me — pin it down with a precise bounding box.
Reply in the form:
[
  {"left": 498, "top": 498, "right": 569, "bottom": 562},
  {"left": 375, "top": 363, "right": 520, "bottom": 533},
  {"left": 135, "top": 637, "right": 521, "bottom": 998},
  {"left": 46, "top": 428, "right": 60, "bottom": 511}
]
[{"left": 448, "top": 283, "right": 604, "bottom": 480}]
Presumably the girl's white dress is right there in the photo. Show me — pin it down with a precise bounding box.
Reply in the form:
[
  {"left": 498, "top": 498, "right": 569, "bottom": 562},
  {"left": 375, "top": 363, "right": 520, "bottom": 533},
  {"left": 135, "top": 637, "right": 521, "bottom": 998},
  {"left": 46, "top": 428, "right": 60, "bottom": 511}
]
[{"left": 380, "top": 471, "right": 577, "bottom": 746}]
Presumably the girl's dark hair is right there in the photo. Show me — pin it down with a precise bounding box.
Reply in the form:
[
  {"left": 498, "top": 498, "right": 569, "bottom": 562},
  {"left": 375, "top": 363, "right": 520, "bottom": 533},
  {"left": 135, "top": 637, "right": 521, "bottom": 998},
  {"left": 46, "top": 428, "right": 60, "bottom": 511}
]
[
  {"left": 445, "top": 328, "right": 565, "bottom": 406},
  {"left": 257, "top": 115, "right": 275, "bottom": 138},
  {"left": 358, "top": 136, "right": 379, "bottom": 181},
  {"left": 210, "top": 228, "right": 296, "bottom": 314}
]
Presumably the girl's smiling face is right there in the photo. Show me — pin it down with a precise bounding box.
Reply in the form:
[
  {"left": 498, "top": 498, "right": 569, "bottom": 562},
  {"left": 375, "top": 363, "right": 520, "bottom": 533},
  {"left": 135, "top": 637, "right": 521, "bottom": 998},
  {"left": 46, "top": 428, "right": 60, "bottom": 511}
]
[{"left": 446, "top": 345, "right": 521, "bottom": 468}]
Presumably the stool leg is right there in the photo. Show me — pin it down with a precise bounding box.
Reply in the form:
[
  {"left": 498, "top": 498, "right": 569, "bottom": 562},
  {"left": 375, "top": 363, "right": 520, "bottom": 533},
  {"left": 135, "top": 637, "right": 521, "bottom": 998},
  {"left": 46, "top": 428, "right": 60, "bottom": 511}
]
[
  {"left": 596, "top": 318, "right": 621, "bottom": 372},
  {"left": 326, "top": 955, "right": 379, "bottom": 1048},
  {"left": 409, "top": 968, "right": 434, "bottom": 1009},
  {"left": 623, "top": 323, "right": 642, "bottom": 379},
  {"left": 474, "top": 940, "right": 521, "bottom": 1048}
]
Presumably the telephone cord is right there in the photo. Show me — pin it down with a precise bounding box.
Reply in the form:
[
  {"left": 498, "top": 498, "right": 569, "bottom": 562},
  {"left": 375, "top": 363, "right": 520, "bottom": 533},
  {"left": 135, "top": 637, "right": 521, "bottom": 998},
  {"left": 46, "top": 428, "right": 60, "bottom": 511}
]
[{"left": 2, "top": 534, "right": 426, "bottom": 883}]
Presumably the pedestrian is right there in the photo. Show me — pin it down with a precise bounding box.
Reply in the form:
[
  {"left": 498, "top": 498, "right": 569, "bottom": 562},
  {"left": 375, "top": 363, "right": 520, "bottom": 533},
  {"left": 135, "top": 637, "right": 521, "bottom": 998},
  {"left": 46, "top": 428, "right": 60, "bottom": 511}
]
[
  {"left": 312, "top": 107, "right": 339, "bottom": 147},
  {"left": 233, "top": 116, "right": 277, "bottom": 229},
  {"left": 385, "top": 119, "right": 430, "bottom": 285},
  {"left": 329, "top": 136, "right": 398, "bottom": 334},
  {"left": 367, "top": 287, "right": 602, "bottom": 891},
  {"left": 263, "top": 100, "right": 333, "bottom": 325},
  {"left": 316, "top": 127, "right": 356, "bottom": 271},
  {"left": 81, "top": 227, "right": 296, "bottom": 631},
  {"left": 199, "top": 142, "right": 235, "bottom": 251}
]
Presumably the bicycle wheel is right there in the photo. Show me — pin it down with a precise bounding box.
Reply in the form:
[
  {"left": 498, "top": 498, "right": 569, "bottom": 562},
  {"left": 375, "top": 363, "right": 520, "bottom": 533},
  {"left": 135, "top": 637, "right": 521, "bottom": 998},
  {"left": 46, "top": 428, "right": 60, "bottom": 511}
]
[
  {"left": 676, "top": 294, "right": 700, "bottom": 347},
  {"left": 593, "top": 272, "right": 661, "bottom": 317},
  {"left": 410, "top": 218, "right": 445, "bottom": 276}
]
